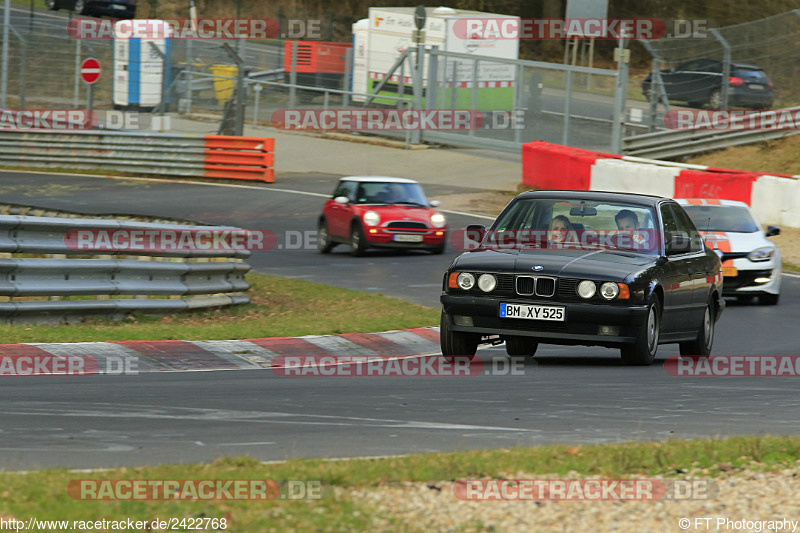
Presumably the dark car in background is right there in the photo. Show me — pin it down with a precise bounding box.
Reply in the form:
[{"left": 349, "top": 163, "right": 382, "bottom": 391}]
[
  {"left": 46, "top": 0, "right": 137, "bottom": 19},
  {"left": 440, "top": 191, "right": 724, "bottom": 366},
  {"left": 642, "top": 59, "right": 774, "bottom": 109}
]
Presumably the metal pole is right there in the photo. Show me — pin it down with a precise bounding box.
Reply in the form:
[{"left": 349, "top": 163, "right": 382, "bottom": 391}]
[
  {"left": 289, "top": 40, "right": 297, "bottom": 109},
  {"left": 1, "top": 0, "right": 10, "bottom": 108},
  {"left": 252, "top": 83, "right": 261, "bottom": 125},
  {"left": 711, "top": 29, "right": 730, "bottom": 110},
  {"left": 649, "top": 58, "right": 659, "bottom": 132},
  {"left": 469, "top": 58, "right": 478, "bottom": 137},
  {"left": 411, "top": 31, "right": 424, "bottom": 145},
  {"left": 73, "top": 39, "right": 82, "bottom": 108},
  {"left": 426, "top": 46, "right": 438, "bottom": 110},
  {"left": 611, "top": 35, "right": 630, "bottom": 154},
  {"left": 343, "top": 47, "right": 352, "bottom": 107},
  {"left": 88, "top": 84, "right": 94, "bottom": 113},
  {"left": 562, "top": 69, "right": 572, "bottom": 146}
]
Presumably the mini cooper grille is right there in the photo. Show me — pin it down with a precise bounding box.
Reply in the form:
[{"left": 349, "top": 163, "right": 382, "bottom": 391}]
[
  {"left": 386, "top": 221, "right": 427, "bottom": 232},
  {"left": 516, "top": 276, "right": 535, "bottom": 296}
]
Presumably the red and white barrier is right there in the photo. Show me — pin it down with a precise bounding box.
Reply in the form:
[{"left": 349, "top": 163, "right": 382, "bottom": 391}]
[{"left": 521, "top": 141, "right": 800, "bottom": 228}]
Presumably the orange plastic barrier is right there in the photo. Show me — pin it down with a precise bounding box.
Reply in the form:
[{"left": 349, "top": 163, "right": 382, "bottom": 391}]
[
  {"left": 202, "top": 136, "right": 275, "bottom": 182},
  {"left": 521, "top": 141, "right": 620, "bottom": 191}
]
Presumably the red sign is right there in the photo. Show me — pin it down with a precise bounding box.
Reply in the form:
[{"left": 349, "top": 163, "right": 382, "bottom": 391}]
[{"left": 80, "top": 58, "right": 101, "bottom": 84}]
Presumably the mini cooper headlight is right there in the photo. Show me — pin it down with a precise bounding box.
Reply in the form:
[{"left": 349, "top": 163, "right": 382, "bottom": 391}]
[
  {"left": 477, "top": 274, "right": 497, "bottom": 292},
  {"left": 431, "top": 212, "right": 446, "bottom": 228},
  {"left": 600, "top": 282, "right": 620, "bottom": 300},
  {"left": 457, "top": 272, "right": 476, "bottom": 290},
  {"left": 363, "top": 211, "right": 380, "bottom": 226},
  {"left": 577, "top": 280, "right": 596, "bottom": 299},
  {"left": 747, "top": 246, "right": 775, "bottom": 262}
]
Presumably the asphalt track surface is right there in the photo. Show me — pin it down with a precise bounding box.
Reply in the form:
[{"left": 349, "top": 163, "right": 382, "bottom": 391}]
[{"left": 0, "top": 170, "right": 798, "bottom": 470}]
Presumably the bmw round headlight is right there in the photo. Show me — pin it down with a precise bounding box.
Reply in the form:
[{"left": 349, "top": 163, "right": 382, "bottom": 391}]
[
  {"left": 747, "top": 246, "right": 775, "bottom": 262},
  {"left": 431, "top": 212, "right": 446, "bottom": 228},
  {"left": 363, "top": 211, "right": 380, "bottom": 226},
  {"left": 577, "top": 280, "right": 596, "bottom": 299},
  {"left": 457, "top": 272, "right": 476, "bottom": 290},
  {"left": 477, "top": 273, "right": 497, "bottom": 292},
  {"left": 600, "top": 282, "right": 620, "bottom": 300}
]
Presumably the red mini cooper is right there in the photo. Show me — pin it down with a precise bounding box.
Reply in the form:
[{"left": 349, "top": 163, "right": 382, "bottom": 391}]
[{"left": 317, "top": 177, "right": 447, "bottom": 256}]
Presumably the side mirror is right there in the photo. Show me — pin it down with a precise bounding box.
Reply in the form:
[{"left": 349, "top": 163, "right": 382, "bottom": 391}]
[
  {"left": 334, "top": 196, "right": 350, "bottom": 205},
  {"left": 765, "top": 225, "right": 780, "bottom": 237},
  {"left": 466, "top": 224, "right": 486, "bottom": 244},
  {"left": 429, "top": 200, "right": 441, "bottom": 207}
]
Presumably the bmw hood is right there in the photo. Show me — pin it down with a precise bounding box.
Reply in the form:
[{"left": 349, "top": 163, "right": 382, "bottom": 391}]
[{"left": 454, "top": 248, "right": 655, "bottom": 281}]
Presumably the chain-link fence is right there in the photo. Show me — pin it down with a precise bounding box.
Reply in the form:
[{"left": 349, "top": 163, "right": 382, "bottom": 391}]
[
  {"left": 2, "top": 12, "right": 645, "bottom": 153},
  {"left": 637, "top": 10, "right": 800, "bottom": 130}
]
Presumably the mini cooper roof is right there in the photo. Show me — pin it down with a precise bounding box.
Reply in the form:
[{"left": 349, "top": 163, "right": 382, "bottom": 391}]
[{"left": 338, "top": 176, "right": 419, "bottom": 184}]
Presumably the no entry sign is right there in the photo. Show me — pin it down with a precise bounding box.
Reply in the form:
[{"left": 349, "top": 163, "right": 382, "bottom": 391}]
[{"left": 80, "top": 58, "right": 101, "bottom": 84}]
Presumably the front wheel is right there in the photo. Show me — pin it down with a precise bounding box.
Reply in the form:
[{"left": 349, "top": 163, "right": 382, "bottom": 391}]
[
  {"left": 317, "top": 220, "right": 334, "bottom": 254},
  {"left": 679, "top": 297, "right": 715, "bottom": 357},
  {"left": 760, "top": 293, "right": 779, "bottom": 306},
  {"left": 505, "top": 336, "right": 538, "bottom": 361},
  {"left": 73, "top": 0, "right": 88, "bottom": 14},
  {"left": 621, "top": 293, "right": 660, "bottom": 366},
  {"left": 350, "top": 223, "right": 367, "bottom": 257},
  {"left": 440, "top": 311, "right": 477, "bottom": 362},
  {"left": 708, "top": 89, "right": 722, "bottom": 109}
]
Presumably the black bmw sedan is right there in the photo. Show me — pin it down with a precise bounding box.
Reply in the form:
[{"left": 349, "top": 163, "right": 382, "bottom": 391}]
[{"left": 440, "top": 191, "right": 725, "bottom": 366}]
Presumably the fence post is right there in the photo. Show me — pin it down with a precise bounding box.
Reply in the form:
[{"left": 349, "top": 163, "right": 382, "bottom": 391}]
[
  {"left": 289, "top": 40, "right": 298, "bottom": 109},
  {"left": 0, "top": 0, "right": 9, "bottom": 108},
  {"left": 711, "top": 29, "right": 730, "bottom": 110},
  {"left": 562, "top": 68, "right": 572, "bottom": 147}
]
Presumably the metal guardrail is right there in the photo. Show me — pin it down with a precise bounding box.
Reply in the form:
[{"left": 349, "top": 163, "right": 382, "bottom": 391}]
[
  {"left": 622, "top": 107, "right": 800, "bottom": 159},
  {"left": 0, "top": 214, "right": 251, "bottom": 324},
  {"left": 0, "top": 130, "right": 275, "bottom": 182}
]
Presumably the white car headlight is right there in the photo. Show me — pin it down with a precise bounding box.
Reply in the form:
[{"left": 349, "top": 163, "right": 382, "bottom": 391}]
[
  {"left": 600, "top": 282, "right": 620, "bottom": 300},
  {"left": 457, "top": 272, "right": 476, "bottom": 290},
  {"left": 431, "top": 212, "right": 446, "bottom": 228},
  {"left": 477, "top": 274, "right": 496, "bottom": 292},
  {"left": 577, "top": 280, "right": 596, "bottom": 299},
  {"left": 747, "top": 246, "right": 775, "bottom": 262},
  {"left": 363, "top": 211, "right": 380, "bottom": 226}
]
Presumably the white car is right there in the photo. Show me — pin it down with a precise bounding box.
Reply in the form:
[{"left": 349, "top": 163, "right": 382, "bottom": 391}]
[{"left": 677, "top": 198, "right": 781, "bottom": 305}]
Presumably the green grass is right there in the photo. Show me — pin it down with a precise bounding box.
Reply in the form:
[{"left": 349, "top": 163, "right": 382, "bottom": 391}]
[
  {"left": 2, "top": 435, "right": 800, "bottom": 532},
  {"left": 783, "top": 261, "right": 800, "bottom": 273},
  {"left": 0, "top": 272, "right": 439, "bottom": 343}
]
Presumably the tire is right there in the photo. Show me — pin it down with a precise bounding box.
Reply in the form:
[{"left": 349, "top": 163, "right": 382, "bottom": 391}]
[
  {"left": 431, "top": 244, "right": 445, "bottom": 255},
  {"left": 505, "top": 336, "right": 538, "bottom": 361},
  {"left": 350, "top": 222, "right": 367, "bottom": 257},
  {"left": 687, "top": 101, "right": 703, "bottom": 109},
  {"left": 708, "top": 89, "right": 722, "bottom": 109},
  {"left": 621, "top": 293, "right": 660, "bottom": 366},
  {"left": 679, "top": 296, "right": 715, "bottom": 357},
  {"left": 440, "top": 310, "right": 477, "bottom": 362},
  {"left": 46, "top": 0, "right": 59, "bottom": 10},
  {"left": 317, "top": 219, "right": 334, "bottom": 254},
  {"left": 760, "top": 293, "right": 779, "bottom": 306}
]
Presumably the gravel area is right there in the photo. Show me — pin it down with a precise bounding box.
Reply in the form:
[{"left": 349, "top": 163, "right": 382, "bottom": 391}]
[{"left": 349, "top": 466, "right": 800, "bottom": 532}]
